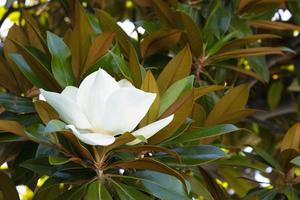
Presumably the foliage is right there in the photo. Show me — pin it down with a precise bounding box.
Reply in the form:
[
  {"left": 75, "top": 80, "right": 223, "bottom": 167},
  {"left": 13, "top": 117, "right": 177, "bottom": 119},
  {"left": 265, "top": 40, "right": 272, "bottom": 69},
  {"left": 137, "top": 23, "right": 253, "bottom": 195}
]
[{"left": 0, "top": 0, "right": 299, "bottom": 199}]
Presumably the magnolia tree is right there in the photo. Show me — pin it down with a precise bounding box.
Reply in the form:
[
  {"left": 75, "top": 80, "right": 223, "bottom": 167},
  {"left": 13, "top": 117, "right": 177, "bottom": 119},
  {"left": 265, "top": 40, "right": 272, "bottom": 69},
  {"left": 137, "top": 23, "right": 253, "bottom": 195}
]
[{"left": 0, "top": 0, "right": 300, "bottom": 199}]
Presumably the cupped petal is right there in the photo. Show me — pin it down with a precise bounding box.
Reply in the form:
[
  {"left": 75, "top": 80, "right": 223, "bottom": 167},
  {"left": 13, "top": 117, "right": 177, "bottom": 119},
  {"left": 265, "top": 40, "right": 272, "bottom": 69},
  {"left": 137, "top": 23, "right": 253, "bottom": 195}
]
[
  {"left": 118, "top": 79, "right": 133, "bottom": 87},
  {"left": 61, "top": 86, "right": 78, "bottom": 101},
  {"left": 66, "top": 125, "right": 115, "bottom": 146},
  {"left": 127, "top": 114, "right": 174, "bottom": 145},
  {"left": 101, "top": 87, "right": 156, "bottom": 134},
  {"left": 40, "top": 89, "right": 91, "bottom": 129},
  {"left": 77, "top": 69, "right": 119, "bottom": 129}
]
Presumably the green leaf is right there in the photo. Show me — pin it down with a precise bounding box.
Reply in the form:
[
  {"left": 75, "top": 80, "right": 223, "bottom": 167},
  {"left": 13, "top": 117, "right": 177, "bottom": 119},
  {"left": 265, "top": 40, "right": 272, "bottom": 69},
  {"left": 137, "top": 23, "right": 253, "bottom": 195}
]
[
  {"left": 216, "top": 155, "right": 267, "bottom": 171},
  {"left": 135, "top": 135, "right": 148, "bottom": 143},
  {"left": 280, "top": 186, "right": 299, "bottom": 200},
  {"left": 87, "top": 181, "right": 112, "bottom": 200},
  {"left": 251, "top": 146, "right": 281, "bottom": 170},
  {"left": 55, "top": 185, "right": 88, "bottom": 200},
  {"left": 25, "top": 46, "right": 51, "bottom": 71},
  {"left": 45, "top": 120, "right": 66, "bottom": 133},
  {"left": 207, "top": 31, "right": 238, "bottom": 56},
  {"left": 268, "top": 81, "right": 283, "bottom": 110},
  {"left": 90, "top": 45, "right": 132, "bottom": 81},
  {"left": 290, "top": 156, "right": 300, "bottom": 166},
  {"left": 112, "top": 181, "right": 152, "bottom": 200},
  {"left": 159, "top": 75, "right": 194, "bottom": 116},
  {"left": 111, "top": 158, "right": 186, "bottom": 185},
  {"left": 21, "top": 157, "right": 84, "bottom": 177},
  {"left": 173, "top": 124, "right": 240, "bottom": 143},
  {"left": 9, "top": 53, "right": 47, "bottom": 88},
  {"left": 47, "top": 31, "right": 75, "bottom": 87},
  {"left": 0, "top": 93, "right": 35, "bottom": 113},
  {"left": 158, "top": 145, "right": 225, "bottom": 167},
  {"left": 25, "top": 124, "right": 50, "bottom": 144},
  {"left": 20, "top": 157, "right": 55, "bottom": 176},
  {"left": 0, "top": 133, "right": 23, "bottom": 142},
  {"left": 48, "top": 156, "right": 72, "bottom": 165},
  {"left": 32, "top": 178, "right": 62, "bottom": 200},
  {"left": 248, "top": 57, "right": 270, "bottom": 82},
  {"left": 288, "top": 0, "right": 300, "bottom": 24},
  {"left": 133, "top": 171, "right": 191, "bottom": 200}
]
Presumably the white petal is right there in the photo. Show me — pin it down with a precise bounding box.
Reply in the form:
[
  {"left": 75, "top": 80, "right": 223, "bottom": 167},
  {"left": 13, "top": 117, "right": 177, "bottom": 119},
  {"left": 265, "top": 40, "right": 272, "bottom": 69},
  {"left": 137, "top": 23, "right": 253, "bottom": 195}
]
[
  {"left": 39, "top": 93, "right": 46, "bottom": 101},
  {"left": 76, "top": 71, "right": 97, "bottom": 114},
  {"left": 127, "top": 114, "right": 174, "bottom": 145},
  {"left": 77, "top": 69, "right": 119, "bottom": 129},
  {"left": 40, "top": 89, "right": 91, "bottom": 129},
  {"left": 66, "top": 125, "right": 115, "bottom": 146},
  {"left": 118, "top": 79, "right": 133, "bottom": 87},
  {"left": 61, "top": 86, "right": 78, "bottom": 100},
  {"left": 101, "top": 87, "right": 156, "bottom": 134}
]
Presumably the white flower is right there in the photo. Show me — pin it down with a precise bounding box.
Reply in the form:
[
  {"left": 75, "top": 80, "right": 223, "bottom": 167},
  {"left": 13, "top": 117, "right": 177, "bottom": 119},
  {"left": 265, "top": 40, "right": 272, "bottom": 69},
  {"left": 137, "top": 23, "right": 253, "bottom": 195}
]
[{"left": 40, "top": 69, "right": 174, "bottom": 146}]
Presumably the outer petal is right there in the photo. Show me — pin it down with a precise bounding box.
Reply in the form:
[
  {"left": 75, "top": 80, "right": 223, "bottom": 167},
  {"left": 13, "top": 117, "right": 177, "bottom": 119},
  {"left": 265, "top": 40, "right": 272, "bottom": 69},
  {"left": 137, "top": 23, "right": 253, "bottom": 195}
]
[
  {"left": 40, "top": 89, "right": 91, "bottom": 129},
  {"left": 127, "top": 114, "right": 174, "bottom": 145},
  {"left": 76, "top": 70, "right": 97, "bottom": 112},
  {"left": 118, "top": 79, "right": 133, "bottom": 87},
  {"left": 66, "top": 125, "right": 115, "bottom": 146},
  {"left": 61, "top": 86, "right": 78, "bottom": 101},
  {"left": 77, "top": 69, "right": 119, "bottom": 129},
  {"left": 101, "top": 87, "right": 156, "bottom": 134}
]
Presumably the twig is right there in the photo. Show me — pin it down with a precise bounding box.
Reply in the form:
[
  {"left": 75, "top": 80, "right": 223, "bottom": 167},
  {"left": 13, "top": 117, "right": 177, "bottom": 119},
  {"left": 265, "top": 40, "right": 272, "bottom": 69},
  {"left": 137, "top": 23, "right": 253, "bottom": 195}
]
[{"left": 0, "top": 1, "right": 51, "bottom": 29}]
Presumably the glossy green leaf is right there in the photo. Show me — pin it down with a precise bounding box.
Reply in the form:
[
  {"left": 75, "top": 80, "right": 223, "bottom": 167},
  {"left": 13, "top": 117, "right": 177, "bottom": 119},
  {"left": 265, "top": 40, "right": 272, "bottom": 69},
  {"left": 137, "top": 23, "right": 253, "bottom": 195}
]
[
  {"left": 25, "top": 46, "right": 51, "bottom": 71},
  {"left": 45, "top": 120, "right": 66, "bottom": 133},
  {"left": 48, "top": 155, "right": 73, "bottom": 165},
  {"left": 0, "top": 93, "right": 35, "bottom": 113},
  {"left": 159, "top": 75, "right": 194, "bottom": 116},
  {"left": 90, "top": 45, "right": 132, "bottom": 81},
  {"left": 252, "top": 146, "right": 281, "bottom": 170},
  {"left": 112, "top": 181, "right": 152, "bottom": 200},
  {"left": 47, "top": 31, "right": 75, "bottom": 87},
  {"left": 290, "top": 156, "right": 300, "bottom": 166},
  {"left": 87, "top": 181, "right": 112, "bottom": 200},
  {"left": 55, "top": 185, "right": 88, "bottom": 200},
  {"left": 158, "top": 145, "right": 225, "bottom": 167},
  {"left": 268, "top": 81, "right": 283, "bottom": 110},
  {"left": 134, "top": 171, "right": 191, "bottom": 200},
  {"left": 9, "top": 53, "right": 47, "bottom": 88},
  {"left": 173, "top": 124, "right": 240, "bottom": 143}
]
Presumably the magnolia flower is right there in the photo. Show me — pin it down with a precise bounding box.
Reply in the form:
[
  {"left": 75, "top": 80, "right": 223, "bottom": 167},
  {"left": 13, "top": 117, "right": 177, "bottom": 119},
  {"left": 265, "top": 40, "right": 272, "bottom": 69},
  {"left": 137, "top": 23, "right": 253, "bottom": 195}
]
[{"left": 40, "top": 69, "right": 174, "bottom": 146}]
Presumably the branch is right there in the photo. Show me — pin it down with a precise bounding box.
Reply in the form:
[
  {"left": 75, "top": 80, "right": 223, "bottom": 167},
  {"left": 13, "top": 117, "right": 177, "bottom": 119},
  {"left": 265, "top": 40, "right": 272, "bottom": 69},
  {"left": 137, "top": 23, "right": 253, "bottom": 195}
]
[{"left": 0, "top": 1, "right": 50, "bottom": 29}]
